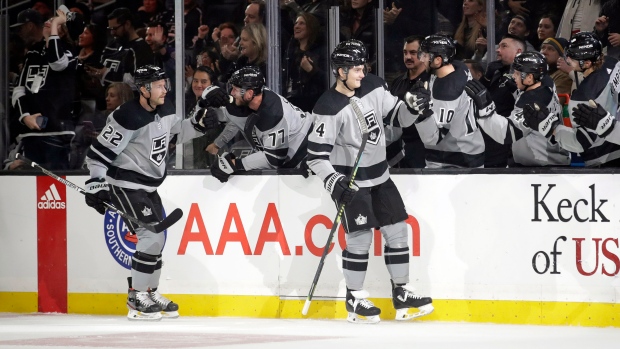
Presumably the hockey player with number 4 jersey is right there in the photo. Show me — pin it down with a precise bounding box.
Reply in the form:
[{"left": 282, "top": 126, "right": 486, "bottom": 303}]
[
  {"left": 466, "top": 51, "right": 571, "bottom": 167},
  {"left": 201, "top": 66, "right": 315, "bottom": 182},
  {"left": 85, "top": 65, "right": 218, "bottom": 321},
  {"left": 307, "top": 39, "right": 433, "bottom": 324}
]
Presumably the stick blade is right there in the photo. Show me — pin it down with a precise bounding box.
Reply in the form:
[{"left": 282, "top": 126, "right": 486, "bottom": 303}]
[
  {"left": 154, "top": 208, "right": 184, "bottom": 233},
  {"left": 302, "top": 299, "right": 311, "bottom": 316}
]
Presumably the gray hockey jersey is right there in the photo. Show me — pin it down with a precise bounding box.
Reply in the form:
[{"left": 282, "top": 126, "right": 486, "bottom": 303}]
[
  {"left": 476, "top": 75, "right": 570, "bottom": 166},
  {"left": 86, "top": 99, "right": 203, "bottom": 191},
  {"left": 212, "top": 89, "right": 314, "bottom": 170},
  {"left": 553, "top": 57, "right": 620, "bottom": 166},
  {"left": 414, "top": 60, "right": 485, "bottom": 168},
  {"left": 307, "top": 74, "right": 416, "bottom": 188}
]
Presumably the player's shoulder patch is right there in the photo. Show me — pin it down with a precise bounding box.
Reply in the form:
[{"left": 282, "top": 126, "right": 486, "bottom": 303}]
[
  {"left": 433, "top": 61, "right": 469, "bottom": 101},
  {"left": 111, "top": 99, "right": 153, "bottom": 131}
]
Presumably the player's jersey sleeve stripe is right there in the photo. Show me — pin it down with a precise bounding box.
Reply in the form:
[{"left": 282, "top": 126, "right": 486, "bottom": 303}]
[
  {"left": 307, "top": 141, "right": 333, "bottom": 154},
  {"left": 87, "top": 142, "right": 117, "bottom": 165},
  {"left": 333, "top": 160, "right": 388, "bottom": 182}
]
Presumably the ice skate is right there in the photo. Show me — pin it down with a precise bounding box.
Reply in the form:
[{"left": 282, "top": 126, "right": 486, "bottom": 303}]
[
  {"left": 346, "top": 289, "right": 381, "bottom": 324},
  {"left": 392, "top": 284, "right": 433, "bottom": 321},
  {"left": 149, "top": 288, "right": 179, "bottom": 319},
  {"left": 127, "top": 289, "right": 163, "bottom": 321}
]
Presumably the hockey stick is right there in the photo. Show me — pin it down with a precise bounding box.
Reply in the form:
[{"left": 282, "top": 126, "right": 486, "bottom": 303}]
[
  {"left": 302, "top": 97, "right": 370, "bottom": 316},
  {"left": 16, "top": 153, "right": 183, "bottom": 234}
]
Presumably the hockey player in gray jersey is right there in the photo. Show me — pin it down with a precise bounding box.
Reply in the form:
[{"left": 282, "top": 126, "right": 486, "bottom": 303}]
[
  {"left": 84, "top": 65, "right": 218, "bottom": 321},
  {"left": 527, "top": 32, "right": 620, "bottom": 166},
  {"left": 203, "top": 66, "right": 314, "bottom": 182},
  {"left": 466, "top": 52, "right": 570, "bottom": 167},
  {"left": 307, "top": 39, "right": 433, "bottom": 324},
  {"left": 406, "top": 35, "right": 485, "bottom": 168}
]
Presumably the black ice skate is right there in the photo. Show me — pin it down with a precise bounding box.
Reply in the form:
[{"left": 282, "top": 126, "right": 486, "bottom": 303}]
[
  {"left": 392, "top": 283, "right": 434, "bottom": 321},
  {"left": 149, "top": 288, "right": 179, "bottom": 319},
  {"left": 346, "top": 289, "right": 381, "bottom": 324},
  {"left": 127, "top": 289, "right": 163, "bottom": 321}
]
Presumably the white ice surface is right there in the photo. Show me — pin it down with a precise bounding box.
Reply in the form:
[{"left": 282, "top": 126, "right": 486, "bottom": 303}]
[{"left": 0, "top": 313, "right": 618, "bottom": 349}]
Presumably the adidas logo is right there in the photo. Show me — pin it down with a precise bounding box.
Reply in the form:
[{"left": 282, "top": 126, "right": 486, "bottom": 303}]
[{"left": 38, "top": 184, "right": 66, "bottom": 209}]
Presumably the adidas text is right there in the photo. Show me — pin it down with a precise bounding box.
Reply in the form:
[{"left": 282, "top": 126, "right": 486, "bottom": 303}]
[{"left": 38, "top": 201, "right": 66, "bottom": 209}]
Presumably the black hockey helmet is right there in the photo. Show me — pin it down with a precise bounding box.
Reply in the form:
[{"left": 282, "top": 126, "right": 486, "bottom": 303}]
[
  {"left": 419, "top": 34, "right": 456, "bottom": 66},
  {"left": 228, "top": 66, "right": 265, "bottom": 95},
  {"left": 512, "top": 51, "right": 548, "bottom": 82},
  {"left": 330, "top": 39, "right": 368, "bottom": 75},
  {"left": 134, "top": 65, "right": 170, "bottom": 91},
  {"left": 565, "top": 32, "right": 602, "bottom": 65}
]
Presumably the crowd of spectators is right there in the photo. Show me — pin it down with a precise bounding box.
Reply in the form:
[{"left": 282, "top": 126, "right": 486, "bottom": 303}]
[{"left": 4, "top": 0, "right": 620, "bottom": 171}]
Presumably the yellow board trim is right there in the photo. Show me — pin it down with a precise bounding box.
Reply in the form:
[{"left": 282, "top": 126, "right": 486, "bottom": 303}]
[{"left": 2, "top": 292, "right": 617, "bottom": 327}]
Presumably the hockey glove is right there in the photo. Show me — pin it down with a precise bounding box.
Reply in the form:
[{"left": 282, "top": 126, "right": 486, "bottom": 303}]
[
  {"left": 210, "top": 152, "right": 236, "bottom": 183},
  {"left": 404, "top": 81, "right": 433, "bottom": 123},
  {"left": 192, "top": 107, "right": 219, "bottom": 133},
  {"left": 84, "top": 178, "right": 110, "bottom": 215},
  {"left": 324, "top": 172, "right": 359, "bottom": 206},
  {"left": 573, "top": 100, "right": 616, "bottom": 137},
  {"left": 464, "top": 79, "right": 496, "bottom": 119},
  {"left": 199, "top": 85, "right": 231, "bottom": 108},
  {"left": 523, "top": 103, "right": 560, "bottom": 138}
]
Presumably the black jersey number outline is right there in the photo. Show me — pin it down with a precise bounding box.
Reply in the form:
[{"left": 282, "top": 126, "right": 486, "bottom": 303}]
[
  {"left": 101, "top": 125, "right": 124, "bottom": 147},
  {"left": 267, "top": 128, "right": 285, "bottom": 147},
  {"left": 314, "top": 123, "right": 326, "bottom": 138}
]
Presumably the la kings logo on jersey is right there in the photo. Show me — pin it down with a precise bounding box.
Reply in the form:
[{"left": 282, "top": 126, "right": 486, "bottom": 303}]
[
  {"left": 26, "top": 65, "right": 49, "bottom": 92},
  {"left": 363, "top": 110, "right": 382, "bottom": 145},
  {"left": 150, "top": 134, "right": 167, "bottom": 166}
]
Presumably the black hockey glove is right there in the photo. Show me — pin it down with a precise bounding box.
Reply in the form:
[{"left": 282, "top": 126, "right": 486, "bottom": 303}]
[
  {"left": 573, "top": 100, "right": 616, "bottom": 137},
  {"left": 84, "top": 178, "right": 110, "bottom": 215},
  {"left": 210, "top": 152, "right": 236, "bottom": 183},
  {"left": 199, "top": 85, "right": 231, "bottom": 108},
  {"left": 523, "top": 103, "right": 560, "bottom": 138},
  {"left": 464, "top": 79, "right": 496, "bottom": 119},
  {"left": 299, "top": 160, "right": 313, "bottom": 178},
  {"left": 192, "top": 107, "right": 219, "bottom": 133},
  {"left": 324, "top": 172, "right": 359, "bottom": 206},
  {"left": 404, "top": 81, "right": 433, "bottom": 123}
]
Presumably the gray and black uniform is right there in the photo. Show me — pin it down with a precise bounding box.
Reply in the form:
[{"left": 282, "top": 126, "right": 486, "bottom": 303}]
[
  {"left": 308, "top": 73, "right": 416, "bottom": 290},
  {"left": 477, "top": 75, "right": 570, "bottom": 166},
  {"left": 553, "top": 57, "right": 620, "bottom": 166},
  {"left": 414, "top": 60, "right": 485, "bottom": 168},
  {"left": 213, "top": 88, "right": 314, "bottom": 170},
  {"left": 86, "top": 98, "right": 203, "bottom": 291}
]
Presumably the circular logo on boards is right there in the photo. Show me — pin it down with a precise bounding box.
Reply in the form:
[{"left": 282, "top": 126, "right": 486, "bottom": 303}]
[{"left": 104, "top": 209, "right": 168, "bottom": 269}]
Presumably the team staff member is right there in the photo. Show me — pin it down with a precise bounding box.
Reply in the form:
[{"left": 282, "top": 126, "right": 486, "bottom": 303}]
[
  {"left": 307, "top": 39, "right": 433, "bottom": 324},
  {"left": 84, "top": 65, "right": 218, "bottom": 321}
]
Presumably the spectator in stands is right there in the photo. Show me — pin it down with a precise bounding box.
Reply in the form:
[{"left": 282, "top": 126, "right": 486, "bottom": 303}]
[
  {"left": 536, "top": 14, "right": 559, "bottom": 46},
  {"left": 479, "top": 34, "right": 525, "bottom": 167},
  {"left": 145, "top": 22, "right": 175, "bottom": 97},
  {"left": 455, "top": 0, "right": 486, "bottom": 60},
  {"left": 71, "top": 82, "right": 134, "bottom": 169},
  {"left": 11, "top": 9, "right": 78, "bottom": 170},
  {"left": 340, "top": 0, "right": 377, "bottom": 70},
  {"left": 594, "top": 0, "right": 620, "bottom": 60},
  {"left": 245, "top": 0, "right": 266, "bottom": 26},
  {"left": 221, "top": 22, "right": 268, "bottom": 83},
  {"left": 136, "top": 0, "right": 166, "bottom": 28},
  {"left": 184, "top": 0, "right": 204, "bottom": 50},
  {"left": 507, "top": 14, "right": 536, "bottom": 51},
  {"left": 76, "top": 24, "right": 107, "bottom": 118},
  {"left": 284, "top": 12, "right": 327, "bottom": 112},
  {"left": 388, "top": 35, "right": 430, "bottom": 169},
  {"left": 85, "top": 8, "right": 153, "bottom": 87},
  {"left": 540, "top": 37, "right": 572, "bottom": 100},
  {"left": 195, "top": 22, "right": 237, "bottom": 78}
]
